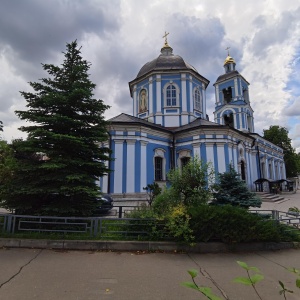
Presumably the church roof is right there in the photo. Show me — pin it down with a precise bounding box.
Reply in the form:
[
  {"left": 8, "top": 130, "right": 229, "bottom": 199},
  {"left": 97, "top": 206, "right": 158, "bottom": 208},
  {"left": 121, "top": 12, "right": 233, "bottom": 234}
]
[
  {"left": 109, "top": 113, "right": 225, "bottom": 133},
  {"left": 214, "top": 70, "right": 249, "bottom": 85},
  {"left": 136, "top": 53, "right": 198, "bottom": 78},
  {"left": 109, "top": 113, "right": 256, "bottom": 141},
  {"left": 108, "top": 113, "right": 170, "bottom": 132},
  {"left": 172, "top": 117, "right": 220, "bottom": 132}
]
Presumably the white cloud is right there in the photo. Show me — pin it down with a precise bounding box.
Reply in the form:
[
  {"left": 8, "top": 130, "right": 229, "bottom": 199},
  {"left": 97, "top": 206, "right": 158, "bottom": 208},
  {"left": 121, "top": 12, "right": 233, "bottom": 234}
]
[{"left": 0, "top": 0, "right": 300, "bottom": 147}]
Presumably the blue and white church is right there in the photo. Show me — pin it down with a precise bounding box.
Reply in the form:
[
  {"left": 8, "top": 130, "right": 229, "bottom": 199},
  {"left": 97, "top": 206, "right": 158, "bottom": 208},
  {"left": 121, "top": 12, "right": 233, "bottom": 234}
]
[{"left": 100, "top": 36, "right": 286, "bottom": 196}]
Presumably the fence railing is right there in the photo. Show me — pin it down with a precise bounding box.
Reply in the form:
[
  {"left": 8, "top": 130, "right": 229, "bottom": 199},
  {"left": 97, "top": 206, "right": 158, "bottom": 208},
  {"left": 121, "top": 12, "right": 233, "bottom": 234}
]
[
  {"left": 1, "top": 209, "right": 299, "bottom": 238},
  {"left": 250, "top": 209, "right": 300, "bottom": 228},
  {"left": 0, "top": 213, "right": 167, "bottom": 239}
]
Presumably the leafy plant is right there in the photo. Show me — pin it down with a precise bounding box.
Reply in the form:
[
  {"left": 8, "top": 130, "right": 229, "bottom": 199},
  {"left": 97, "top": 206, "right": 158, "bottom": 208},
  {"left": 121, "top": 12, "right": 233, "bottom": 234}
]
[
  {"left": 143, "top": 182, "right": 162, "bottom": 206},
  {"left": 167, "top": 157, "right": 214, "bottom": 207},
  {"left": 233, "top": 261, "right": 264, "bottom": 299},
  {"left": 183, "top": 262, "right": 300, "bottom": 299},
  {"left": 181, "top": 269, "right": 222, "bottom": 300}
]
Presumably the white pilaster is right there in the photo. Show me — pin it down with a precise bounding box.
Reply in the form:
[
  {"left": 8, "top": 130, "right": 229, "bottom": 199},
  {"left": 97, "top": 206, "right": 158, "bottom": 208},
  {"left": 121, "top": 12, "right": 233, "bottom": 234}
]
[
  {"left": 149, "top": 77, "right": 153, "bottom": 115},
  {"left": 193, "top": 143, "right": 201, "bottom": 159},
  {"left": 202, "top": 83, "right": 206, "bottom": 116},
  {"left": 126, "top": 140, "right": 136, "bottom": 193},
  {"left": 189, "top": 76, "right": 193, "bottom": 112},
  {"left": 206, "top": 142, "right": 215, "bottom": 166},
  {"left": 156, "top": 75, "right": 161, "bottom": 113},
  {"left": 181, "top": 74, "right": 187, "bottom": 112},
  {"left": 234, "top": 78, "right": 238, "bottom": 98},
  {"left": 133, "top": 86, "right": 137, "bottom": 116},
  {"left": 215, "top": 85, "right": 219, "bottom": 103},
  {"left": 217, "top": 143, "right": 226, "bottom": 173}
]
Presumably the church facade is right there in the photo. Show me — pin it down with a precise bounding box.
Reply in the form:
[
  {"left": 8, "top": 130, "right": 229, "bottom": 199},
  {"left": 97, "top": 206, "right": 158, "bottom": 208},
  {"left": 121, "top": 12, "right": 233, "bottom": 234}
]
[{"left": 100, "top": 37, "right": 286, "bottom": 196}]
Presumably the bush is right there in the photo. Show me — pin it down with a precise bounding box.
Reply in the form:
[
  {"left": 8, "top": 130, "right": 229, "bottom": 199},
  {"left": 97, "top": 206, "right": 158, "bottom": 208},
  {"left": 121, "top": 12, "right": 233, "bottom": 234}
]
[{"left": 188, "top": 205, "right": 300, "bottom": 243}]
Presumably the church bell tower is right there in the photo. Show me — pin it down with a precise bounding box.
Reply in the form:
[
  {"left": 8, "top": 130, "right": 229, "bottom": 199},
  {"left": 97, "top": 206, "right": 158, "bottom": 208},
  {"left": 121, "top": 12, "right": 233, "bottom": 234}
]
[{"left": 213, "top": 50, "right": 254, "bottom": 133}]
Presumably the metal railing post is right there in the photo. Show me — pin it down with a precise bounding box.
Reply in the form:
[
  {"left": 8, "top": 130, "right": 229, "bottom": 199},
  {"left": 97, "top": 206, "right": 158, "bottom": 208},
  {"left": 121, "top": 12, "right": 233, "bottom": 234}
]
[{"left": 118, "top": 206, "right": 122, "bottom": 219}]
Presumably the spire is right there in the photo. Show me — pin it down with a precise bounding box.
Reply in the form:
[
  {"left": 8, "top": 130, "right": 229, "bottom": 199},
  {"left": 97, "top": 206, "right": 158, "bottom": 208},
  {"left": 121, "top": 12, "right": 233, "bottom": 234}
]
[
  {"left": 224, "top": 47, "right": 236, "bottom": 66},
  {"left": 161, "top": 31, "right": 173, "bottom": 55}
]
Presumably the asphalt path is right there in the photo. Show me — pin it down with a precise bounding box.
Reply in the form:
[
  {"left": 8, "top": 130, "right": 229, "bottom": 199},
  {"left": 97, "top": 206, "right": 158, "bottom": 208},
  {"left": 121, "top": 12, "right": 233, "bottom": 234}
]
[{"left": 0, "top": 248, "right": 300, "bottom": 300}]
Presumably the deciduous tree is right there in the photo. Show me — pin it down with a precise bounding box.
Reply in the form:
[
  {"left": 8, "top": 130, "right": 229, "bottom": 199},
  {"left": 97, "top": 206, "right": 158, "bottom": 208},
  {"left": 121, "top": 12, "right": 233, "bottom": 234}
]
[{"left": 263, "top": 126, "right": 300, "bottom": 177}]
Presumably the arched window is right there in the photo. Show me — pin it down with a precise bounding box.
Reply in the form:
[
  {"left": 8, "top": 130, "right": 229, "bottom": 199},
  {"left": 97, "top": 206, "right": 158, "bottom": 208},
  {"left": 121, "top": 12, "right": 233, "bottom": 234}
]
[
  {"left": 224, "top": 112, "right": 234, "bottom": 127},
  {"left": 163, "top": 83, "right": 179, "bottom": 107},
  {"left": 154, "top": 148, "right": 166, "bottom": 181},
  {"left": 181, "top": 157, "right": 190, "bottom": 169},
  {"left": 166, "top": 85, "right": 177, "bottom": 106},
  {"left": 223, "top": 87, "right": 232, "bottom": 104},
  {"left": 194, "top": 88, "right": 202, "bottom": 111},
  {"left": 177, "top": 149, "right": 191, "bottom": 169},
  {"left": 154, "top": 157, "right": 163, "bottom": 181}
]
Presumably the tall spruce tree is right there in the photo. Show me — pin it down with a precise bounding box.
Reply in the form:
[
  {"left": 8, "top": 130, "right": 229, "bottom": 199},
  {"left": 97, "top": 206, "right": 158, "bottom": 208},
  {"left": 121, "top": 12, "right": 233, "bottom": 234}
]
[
  {"left": 212, "top": 165, "right": 262, "bottom": 208},
  {"left": 5, "top": 41, "right": 111, "bottom": 216}
]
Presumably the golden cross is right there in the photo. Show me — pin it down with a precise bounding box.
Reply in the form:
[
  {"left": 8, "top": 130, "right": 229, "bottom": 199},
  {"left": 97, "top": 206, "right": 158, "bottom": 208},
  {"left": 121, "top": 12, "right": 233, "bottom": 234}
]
[
  {"left": 225, "top": 47, "right": 230, "bottom": 56},
  {"left": 162, "top": 31, "right": 169, "bottom": 45}
]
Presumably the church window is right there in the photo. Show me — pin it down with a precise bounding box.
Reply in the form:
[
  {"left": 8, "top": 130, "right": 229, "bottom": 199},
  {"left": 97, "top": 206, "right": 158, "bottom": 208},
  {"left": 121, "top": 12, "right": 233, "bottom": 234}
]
[
  {"left": 194, "top": 88, "right": 202, "bottom": 111},
  {"left": 154, "top": 148, "right": 166, "bottom": 181},
  {"left": 163, "top": 83, "right": 179, "bottom": 107},
  {"left": 181, "top": 157, "right": 190, "bottom": 168},
  {"left": 166, "top": 85, "right": 177, "bottom": 106},
  {"left": 224, "top": 113, "right": 234, "bottom": 127},
  {"left": 222, "top": 87, "right": 232, "bottom": 104},
  {"left": 247, "top": 115, "right": 252, "bottom": 132},
  {"left": 243, "top": 88, "right": 249, "bottom": 103},
  {"left": 154, "top": 157, "right": 163, "bottom": 181},
  {"left": 177, "top": 149, "right": 191, "bottom": 169}
]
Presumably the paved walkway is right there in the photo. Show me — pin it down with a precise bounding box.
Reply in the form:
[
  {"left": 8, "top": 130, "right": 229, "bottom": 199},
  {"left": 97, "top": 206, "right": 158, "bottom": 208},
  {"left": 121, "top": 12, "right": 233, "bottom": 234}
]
[{"left": 0, "top": 248, "right": 299, "bottom": 300}]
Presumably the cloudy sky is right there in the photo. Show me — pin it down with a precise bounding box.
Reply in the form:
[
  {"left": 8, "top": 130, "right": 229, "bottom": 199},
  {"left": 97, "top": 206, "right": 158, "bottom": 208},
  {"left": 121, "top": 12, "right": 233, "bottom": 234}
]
[{"left": 1, "top": 0, "right": 300, "bottom": 151}]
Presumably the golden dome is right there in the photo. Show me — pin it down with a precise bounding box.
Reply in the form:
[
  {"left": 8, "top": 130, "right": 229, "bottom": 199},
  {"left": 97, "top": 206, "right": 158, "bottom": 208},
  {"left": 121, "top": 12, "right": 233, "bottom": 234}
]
[{"left": 224, "top": 55, "right": 236, "bottom": 66}]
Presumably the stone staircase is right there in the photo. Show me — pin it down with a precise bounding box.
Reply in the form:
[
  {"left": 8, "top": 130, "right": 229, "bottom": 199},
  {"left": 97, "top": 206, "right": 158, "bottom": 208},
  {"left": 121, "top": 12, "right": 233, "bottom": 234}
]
[{"left": 256, "top": 192, "right": 285, "bottom": 202}]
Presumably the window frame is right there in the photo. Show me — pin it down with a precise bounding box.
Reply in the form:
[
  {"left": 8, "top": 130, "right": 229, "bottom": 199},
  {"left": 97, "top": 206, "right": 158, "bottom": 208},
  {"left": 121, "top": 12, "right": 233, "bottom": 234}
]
[
  {"left": 163, "top": 82, "right": 180, "bottom": 108},
  {"left": 194, "top": 87, "right": 202, "bottom": 111}
]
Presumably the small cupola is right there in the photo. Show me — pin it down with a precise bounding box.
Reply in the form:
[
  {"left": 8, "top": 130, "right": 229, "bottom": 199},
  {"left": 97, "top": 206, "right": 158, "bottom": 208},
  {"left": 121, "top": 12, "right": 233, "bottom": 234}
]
[{"left": 224, "top": 48, "right": 236, "bottom": 73}]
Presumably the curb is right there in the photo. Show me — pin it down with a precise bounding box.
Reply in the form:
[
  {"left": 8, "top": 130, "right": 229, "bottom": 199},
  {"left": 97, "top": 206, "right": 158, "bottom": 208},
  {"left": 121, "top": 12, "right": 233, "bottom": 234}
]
[{"left": 0, "top": 238, "right": 299, "bottom": 253}]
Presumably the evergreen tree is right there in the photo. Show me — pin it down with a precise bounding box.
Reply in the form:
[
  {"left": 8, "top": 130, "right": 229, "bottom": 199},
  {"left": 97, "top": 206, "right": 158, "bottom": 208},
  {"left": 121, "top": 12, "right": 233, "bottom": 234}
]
[
  {"left": 4, "top": 41, "right": 111, "bottom": 216},
  {"left": 0, "top": 140, "right": 18, "bottom": 208},
  {"left": 212, "top": 165, "right": 261, "bottom": 208}
]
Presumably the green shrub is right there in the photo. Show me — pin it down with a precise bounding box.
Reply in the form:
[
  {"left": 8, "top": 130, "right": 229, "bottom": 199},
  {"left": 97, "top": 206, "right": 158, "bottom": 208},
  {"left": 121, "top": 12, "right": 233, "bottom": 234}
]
[{"left": 188, "top": 205, "right": 300, "bottom": 243}]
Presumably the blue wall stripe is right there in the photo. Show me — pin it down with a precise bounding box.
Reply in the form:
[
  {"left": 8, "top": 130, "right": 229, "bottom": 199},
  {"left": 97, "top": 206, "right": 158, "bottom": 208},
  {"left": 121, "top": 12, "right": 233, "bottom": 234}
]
[
  {"left": 200, "top": 143, "right": 207, "bottom": 164},
  {"left": 109, "top": 140, "right": 115, "bottom": 193}
]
